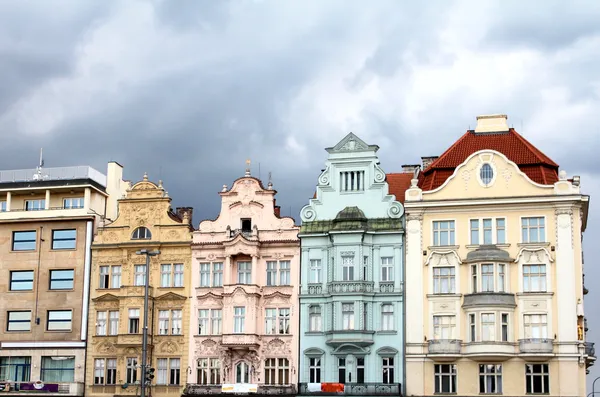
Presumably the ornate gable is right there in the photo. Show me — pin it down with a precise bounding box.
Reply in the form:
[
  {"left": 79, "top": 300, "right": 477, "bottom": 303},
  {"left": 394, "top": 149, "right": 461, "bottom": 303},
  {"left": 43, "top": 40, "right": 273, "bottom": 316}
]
[{"left": 327, "top": 132, "right": 375, "bottom": 153}]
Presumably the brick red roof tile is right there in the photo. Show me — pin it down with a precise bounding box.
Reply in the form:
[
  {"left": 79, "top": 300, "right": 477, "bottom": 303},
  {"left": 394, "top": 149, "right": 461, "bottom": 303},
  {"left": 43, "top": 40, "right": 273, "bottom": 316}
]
[
  {"left": 387, "top": 173, "right": 414, "bottom": 204},
  {"left": 419, "top": 129, "right": 559, "bottom": 190}
]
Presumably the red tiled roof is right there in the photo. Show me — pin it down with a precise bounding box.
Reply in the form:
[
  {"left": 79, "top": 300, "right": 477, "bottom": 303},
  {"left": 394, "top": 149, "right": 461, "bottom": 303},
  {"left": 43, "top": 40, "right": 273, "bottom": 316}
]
[
  {"left": 419, "top": 129, "right": 559, "bottom": 190},
  {"left": 387, "top": 173, "right": 414, "bottom": 204}
]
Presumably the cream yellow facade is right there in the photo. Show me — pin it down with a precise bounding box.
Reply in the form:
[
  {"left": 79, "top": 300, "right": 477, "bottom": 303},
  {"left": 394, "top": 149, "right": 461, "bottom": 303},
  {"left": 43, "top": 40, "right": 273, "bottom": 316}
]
[
  {"left": 404, "top": 123, "right": 592, "bottom": 396},
  {"left": 85, "top": 174, "right": 193, "bottom": 397}
]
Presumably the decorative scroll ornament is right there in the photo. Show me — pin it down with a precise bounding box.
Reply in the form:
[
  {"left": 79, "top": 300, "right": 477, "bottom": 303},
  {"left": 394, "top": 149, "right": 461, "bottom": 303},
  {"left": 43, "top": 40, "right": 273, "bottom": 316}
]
[
  {"left": 387, "top": 202, "right": 404, "bottom": 218},
  {"left": 318, "top": 165, "right": 331, "bottom": 186},
  {"left": 301, "top": 205, "right": 316, "bottom": 222}
]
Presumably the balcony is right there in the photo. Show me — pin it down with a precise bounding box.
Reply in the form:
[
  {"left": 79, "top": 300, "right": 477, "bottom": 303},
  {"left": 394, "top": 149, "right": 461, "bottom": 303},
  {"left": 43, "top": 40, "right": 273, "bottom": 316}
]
[
  {"left": 427, "top": 340, "right": 461, "bottom": 361},
  {"left": 306, "top": 284, "right": 323, "bottom": 295},
  {"left": 298, "top": 383, "right": 402, "bottom": 396},
  {"left": 221, "top": 333, "right": 260, "bottom": 349},
  {"left": 518, "top": 338, "right": 554, "bottom": 361},
  {"left": 183, "top": 384, "right": 296, "bottom": 396},
  {"left": 228, "top": 229, "right": 256, "bottom": 239},
  {"left": 0, "top": 382, "right": 84, "bottom": 396},
  {"left": 327, "top": 281, "right": 374, "bottom": 294},
  {"left": 586, "top": 342, "right": 596, "bottom": 368},
  {"left": 325, "top": 330, "right": 375, "bottom": 347},
  {"left": 463, "top": 342, "right": 515, "bottom": 361},
  {"left": 379, "top": 282, "right": 397, "bottom": 293},
  {"left": 462, "top": 292, "right": 516, "bottom": 309}
]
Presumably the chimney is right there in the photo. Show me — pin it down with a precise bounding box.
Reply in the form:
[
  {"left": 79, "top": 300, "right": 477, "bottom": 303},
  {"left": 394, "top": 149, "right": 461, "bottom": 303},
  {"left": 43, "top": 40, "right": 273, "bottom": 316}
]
[
  {"left": 176, "top": 207, "right": 193, "bottom": 225},
  {"left": 105, "top": 161, "right": 125, "bottom": 222},
  {"left": 401, "top": 164, "right": 420, "bottom": 173},
  {"left": 273, "top": 199, "right": 281, "bottom": 218},
  {"left": 474, "top": 114, "right": 509, "bottom": 133},
  {"left": 421, "top": 156, "right": 439, "bottom": 170}
]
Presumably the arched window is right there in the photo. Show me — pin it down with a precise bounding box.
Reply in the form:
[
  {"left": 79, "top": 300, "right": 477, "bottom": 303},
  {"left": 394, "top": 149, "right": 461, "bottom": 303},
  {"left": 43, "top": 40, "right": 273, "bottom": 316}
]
[
  {"left": 131, "top": 227, "right": 151, "bottom": 240},
  {"left": 235, "top": 362, "right": 250, "bottom": 384}
]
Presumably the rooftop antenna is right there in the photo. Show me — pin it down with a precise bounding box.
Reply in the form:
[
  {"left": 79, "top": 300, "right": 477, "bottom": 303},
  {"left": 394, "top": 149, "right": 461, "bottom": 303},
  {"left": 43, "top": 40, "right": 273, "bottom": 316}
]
[
  {"left": 33, "top": 148, "right": 45, "bottom": 180},
  {"left": 245, "top": 159, "right": 251, "bottom": 177},
  {"left": 258, "top": 162, "right": 261, "bottom": 181},
  {"left": 267, "top": 172, "right": 273, "bottom": 190}
]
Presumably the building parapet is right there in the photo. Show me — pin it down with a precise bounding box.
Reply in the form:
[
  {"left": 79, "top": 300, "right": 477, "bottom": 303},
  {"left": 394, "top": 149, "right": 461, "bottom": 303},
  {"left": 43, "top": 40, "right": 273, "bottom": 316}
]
[{"left": 0, "top": 166, "right": 106, "bottom": 186}]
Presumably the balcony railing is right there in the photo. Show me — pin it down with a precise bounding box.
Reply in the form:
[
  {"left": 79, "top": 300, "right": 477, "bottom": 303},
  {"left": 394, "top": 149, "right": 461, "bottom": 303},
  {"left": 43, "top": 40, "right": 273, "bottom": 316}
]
[
  {"left": 0, "top": 382, "right": 84, "bottom": 395},
  {"left": 229, "top": 229, "right": 254, "bottom": 239},
  {"left": 298, "top": 383, "right": 401, "bottom": 396},
  {"left": 428, "top": 339, "right": 462, "bottom": 354},
  {"left": 518, "top": 338, "right": 554, "bottom": 354},
  {"left": 379, "top": 282, "right": 394, "bottom": 293},
  {"left": 221, "top": 333, "right": 260, "bottom": 347},
  {"left": 0, "top": 166, "right": 106, "bottom": 186},
  {"left": 327, "top": 281, "right": 374, "bottom": 294},
  {"left": 586, "top": 342, "right": 596, "bottom": 357},
  {"left": 307, "top": 284, "right": 323, "bottom": 295},
  {"left": 183, "top": 384, "right": 296, "bottom": 396}
]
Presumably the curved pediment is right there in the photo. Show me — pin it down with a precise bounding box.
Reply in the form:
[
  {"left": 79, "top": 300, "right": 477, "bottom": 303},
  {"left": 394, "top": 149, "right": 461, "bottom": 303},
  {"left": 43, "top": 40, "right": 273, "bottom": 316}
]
[
  {"left": 425, "top": 250, "right": 462, "bottom": 266},
  {"left": 332, "top": 343, "right": 370, "bottom": 356},
  {"left": 376, "top": 346, "right": 399, "bottom": 356},
  {"left": 304, "top": 347, "right": 325, "bottom": 356},
  {"left": 515, "top": 246, "right": 554, "bottom": 263}
]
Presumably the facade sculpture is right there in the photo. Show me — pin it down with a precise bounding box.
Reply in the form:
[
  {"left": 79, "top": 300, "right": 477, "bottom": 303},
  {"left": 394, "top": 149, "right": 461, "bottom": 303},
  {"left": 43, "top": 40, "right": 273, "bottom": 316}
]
[
  {"left": 298, "top": 133, "right": 405, "bottom": 396},
  {"left": 186, "top": 166, "right": 300, "bottom": 397}
]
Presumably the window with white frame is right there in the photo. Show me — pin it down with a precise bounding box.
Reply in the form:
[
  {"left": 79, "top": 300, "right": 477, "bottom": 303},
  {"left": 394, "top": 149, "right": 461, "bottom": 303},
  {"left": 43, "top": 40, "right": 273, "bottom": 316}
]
[
  {"left": 237, "top": 262, "right": 251, "bottom": 284},
  {"left": 433, "top": 315, "right": 455, "bottom": 339},
  {"left": 109, "top": 311, "right": 119, "bottom": 335},
  {"left": 264, "top": 358, "right": 289, "bottom": 385},
  {"left": 63, "top": 197, "right": 84, "bottom": 209},
  {"left": 93, "top": 358, "right": 117, "bottom": 385},
  {"left": 279, "top": 261, "right": 290, "bottom": 285},
  {"left": 309, "top": 357, "right": 321, "bottom": 383},
  {"left": 96, "top": 311, "right": 107, "bottom": 335},
  {"left": 197, "top": 358, "right": 221, "bottom": 385},
  {"left": 469, "top": 313, "right": 476, "bottom": 342},
  {"left": 342, "top": 303, "right": 354, "bottom": 330},
  {"left": 309, "top": 305, "right": 322, "bottom": 332},
  {"left": 381, "top": 257, "right": 393, "bottom": 282},
  {"left": 381, "top": 304, "right": 394, "bottom": 331},
  {"left": 160, "top": 264, "right": 184, "bottom": 287},
  {"left": 471, "top": 263, "right": 506, "bottom": 293},
  {"left": 265, "top": 308, "right": 277, "bottom": 334},
  {"left": 382, "top": 357, "right": 394, "bottom": 384},
  {"left": 278, "top": 308, "right": 290, "bottom": 334},
  {"left": 523, "top": 264, "right": 547, "bottom": 292},
  {"left": 496, "top": 219, "right": 506, "bottom": 244},
  {"left": 128, "top": 309, "right": 140, "bottom": 334},
  {"left": 501, "top": 313, "right": 509, "bottom": 342},
  {"left": 480, "top": 364, "right": 502, "bottom": 394},
  {"left": 309, "top": 259, "right": 322, "bottom": 283},
  {"left": 199, "top": 262, "right": 224, "bottom": 287},
  {"left": 470, "top": 218, "right": 508, "bottom": 246},
  {"left": 131, "top": 227, "right": 151, "bottom": 240},
  {"left": 212, "top": 263, "right": 223, "bottom": 286},
  {"left": 524, "top": 314, "right": 548, "bottom": 339},
  {"left": 526, "top": 364, "right": 549, "bottom": 394},
  {"left": 99, "top": 265, "right": 121, "bottom": 289},
  {"left": 433, "top": 221, "right": 455, "bottom": 246},
  {"left": 266, "top": 262, "right": 277, "bottom": 286},
  {"left": 266, "top": 260, "right": 291, "bottom": 286},
  {"left": 521, "top": 217, "right": 545, "bottom": 243},
  {"left": 481, "top": 313, "right": 496, "bottom": 341},
  {"left": 158, "top": 310, "right": 182, "bottom": 335},
  {"left": 434, "top": 364, "right": 457, "bottom": 394},
  {"left": 342, "top": 256, "right": 354, "bottom": 281},
  {"left": 169, "top": 358, "right": 180, "bottom": 385},
  {"left": 199, "top": 263, "right": 211, "bottom": 287},
  {"left": 198, "top": 309, "right": 222, "bottom": 335},
  {"left": 433, "top": 267, "right": 455, "bottom": 294},
  {"left": 156, "top": 358, "right": 180, "bottom": 385},
  {"left": 25, "top": 199, "right": 45, "bottom": 211},
  {"left": 0, "top": 201, "right": 6, "bottom": 212},
  {"left": 234, "top": 307, "right": 245, "bottom": 333},
  {"left": 134, "top": 265, "right": 146, "bottom": 286},
  {"left": 126, "top": 357, "right": 138, "bottom": 384},
  {"left": 340, "top": 171, "right": 365, "bottom": 192}
]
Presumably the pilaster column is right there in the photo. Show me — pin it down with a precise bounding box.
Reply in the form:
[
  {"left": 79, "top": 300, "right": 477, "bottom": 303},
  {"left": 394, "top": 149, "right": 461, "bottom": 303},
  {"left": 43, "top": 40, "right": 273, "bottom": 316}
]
[
  {"left": 45, "top": 189, "right": 50, "bottom": 209},
  {"left": 84, "top": 187, "right": 91, "bottom": 209},
  {"left": 224, "top": 256, "right": 231, "bottom": 285},
  {"left": 251, "top": 255, "right": 258, "bottom": 285},
  {"left": 6, "top": 191, "right": 11, "bottom": 211},
  {"left": 394, "top": 244, "right": 402, "bottom": 289},
  {"left": 373, "top": 245, "right": 381, "bottom": 288}
]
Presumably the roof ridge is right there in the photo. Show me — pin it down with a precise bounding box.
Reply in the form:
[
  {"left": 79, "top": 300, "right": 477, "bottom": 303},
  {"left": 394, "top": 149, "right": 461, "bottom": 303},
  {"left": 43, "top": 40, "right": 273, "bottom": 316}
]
[{"left": 509, "top": 129, "right": 559, "bottom": 167}]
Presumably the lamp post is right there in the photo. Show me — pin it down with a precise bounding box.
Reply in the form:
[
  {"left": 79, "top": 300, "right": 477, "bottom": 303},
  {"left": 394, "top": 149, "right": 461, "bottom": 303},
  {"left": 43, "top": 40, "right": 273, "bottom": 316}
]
[
  {"left": 587, "top": 376, "right": 600, "bottom": 397},
  {"left": 136, "top": 249, "right": 160, "bottom": 397}
]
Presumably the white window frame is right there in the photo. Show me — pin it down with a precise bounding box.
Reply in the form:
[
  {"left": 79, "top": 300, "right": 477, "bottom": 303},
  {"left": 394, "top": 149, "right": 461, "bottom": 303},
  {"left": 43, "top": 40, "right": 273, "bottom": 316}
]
[
  {"left": 523, "top": 264, "right": 547, "bottom": 293},
  {"left": 128, "top": 308, "right": 140, "bottom": 334},
  {"left": 521, "top": 216, "right": 546, "bottom": 243},
  {"left": 198, "top": 309, "right": 222, "bottom": 335},
  {"left": 469, "top": 217, "right": 507, "bottom": 245},
  {"left": 278, "top": 308, "right": 290, "bottom": 334},
  {"left": 308, "top": 357, "right": 321, "bottom": 383},
  {"left": 523, "top": 314, "right": 548, "bottom": 339},
  {"left": 381, "top": 304, "right": 394, "bottom": 331},
  {"left": 433, "top": 315, "right": 455, "bottom": 339},
  {"left": 341, "top": 256, "right": 354, "bottom": 281},
  {"left": 234, "top": 307, "right": 245, "bottom": 333},
  {"left": 382, "top": 357, "right": 394, "bottom": 384},
  {"left": 309, "top": 305, "right": 322, "bottom": 332},
  {"left": 432, "top": 220, "right": 456, "bottom": 246},
  {"left": 479, "top": 364, "right": 502, "bottom": 394},
  {"left": 381, "top": 257, "right": 394, "bottom": 282},
  {"left": 309, "top": 259, "right": 322, "bottom": 283},
  {"left": 470, "top": 263, "right": 507, "bottom": 293},
  {"left": 434, "top": 364, "right": 457, "bottom": 394},
  {"left": 481, "top": 313, "right": 496, "bottom": 341},
  {"left": 63, "top": 197, "right": 84, "bottom": 209},
  {"left": 197, "top": 358, "right": 221, "bottom": 385},
  {"left": 134, "top": 264, "right": 146, "bottom": 286},
  {"left": 432, "top": 266, "right": 455, "bottom": 294},
  {"left": 342, "top": 303, "right": 354, "bottom": 330},
  {"left": 237, "top": 262, "right": 252, "bottom": 284},
  {"left": 525, "top": 364, "right": 550, "bottom": 394},
  {"left": 264, "top": 358, "right": 290, "bottom": 385}
]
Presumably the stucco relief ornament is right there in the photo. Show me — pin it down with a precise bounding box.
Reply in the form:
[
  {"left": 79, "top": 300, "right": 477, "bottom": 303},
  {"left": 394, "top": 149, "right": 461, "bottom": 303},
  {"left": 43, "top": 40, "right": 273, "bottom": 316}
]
[
  {"left": 502, "top": 168, "right": 512, "bottom": 186},
  {"left": 105, "top": 232, "right": 118, "bottom": 243},
  {"left": 387, "top": 202, "right": 404, "bottom": 219},
  {"left": 374, "top": 164, "right": 386, "bottom": 183},
  {"left": 318, "top": 166, "right": 330, "bottom": 186},
  {"left": 160, "top": 341, "right": 178, "bottom": 353},
  {"left": 301, "top": 206, "right": 316, "bottom": 222},
  {"left": 461, "top": 170, "right": 471, "bottom": 190},
  {"left": 207, "top": 253, "right": 216, "bottom": 261}
]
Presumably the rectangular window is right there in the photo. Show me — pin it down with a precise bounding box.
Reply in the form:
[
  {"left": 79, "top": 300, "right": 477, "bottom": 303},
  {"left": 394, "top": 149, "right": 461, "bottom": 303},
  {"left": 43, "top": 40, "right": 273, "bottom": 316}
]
[
  {"left": 433, "top": 221, "right": 455, "bottom": 246},
  {"left": 278, "top": 308, "right": 290, "bottom": 334},
  {"left": 99, "top": 266, "right": 109, "bottom": 289},
  {"left": 265, "top": 308, "right": 277, "bottom": 334},
  {"left": 128, "top": 309, "right": 140, "bottom": 334},
  {"left": 482, "top": 313, "right": 495, "bottom": 341},
  {"left": 381, "top": 257, "right": 393, "bottom": 282},
  {"left": 309, "top": 357, "right": 321, "bottom": 383},
  {"left": 496, "top": 218, "right": 506, "bottom": 244},
  {"left": 109, "top": 311, "right": 119, "bottom": 335},
  {"left": 523, "top": 264, "right": 547, "bottom": 292},
  {"left": 309, "top": 259, "right": 322, "bottom": 283},
  {"left": 471, "top": 265, "right": 478, "bottom": 293},
  {"left": 342, "top": 256, "right": 354, "bottom": 281},
  {"left": 12, "top": 231, "right": 37, "bottom": 251},
  {"left": 0, "top": 201, "right": 6, "bottom": 212},
  {"left": 356, "top": 357, "right": 365, "bottom": 384},
  {"left": 522, "top": 217, "right": 545, "bottom": 243},
  {"left": 381, "top": 304, "right": 394, "bottom": 331},
  {"left": 169, "top": 358, "right": 181, "bottom": 385},
  {"left": 49, "top": 269, "right": 74, "bottom": 290},
  {"left": 126, "top": 358, "right": 138, "bottom": 384},
  {"left": 200, "top": 263, "right": 211, "bottom": 287},
  {"left": 524, "top": 314, "right": 548, "bottom": 339},
  {"left": 433, "top": 315, "right": 455, "bottom": 339},
  {"left": 501, "top": 313, "right": 509, "bottom": 342},
  {"left": 339, "top": 171, "right": 365, "bottom": 192},
  {"left": 434, "top": 364, "right": 457, "bottom": 394},
  {"left": 498, "top": 264, "right": 505, "bottom": 293},
  {"left": 47, "top": 310, "right": 72, "bottom": 331},
  {"left": 157, "top": 358, "right": 168, "bottom": 385},
  {"left": 433, "top": 267, "right": 455, "bottom": 294},
  {"left": 112, "top": 266, "right": 121, "bottom": 288},
  {"left": 25, "top": 199, "right": 45, "bottom": 211},
  {"left": 159, "top": 310, "right": 169, "bottom": 335},
  {"left": 264, "top": 358, "right": 290, "bottom": 385},
  {"left": 309, "top": 305, "right": 322, "bottom": 332},
  {"left": 7, "top": 311, "right": 31, "bottom": 331},
  {"left": 0, "top": 357, "right": 31, "bottom": 382},
  {"left": 279, "top": 261, "right": 291, "bottom": 285},
  {"left": 469, "top": 313, "right": 476, "bottom": 342},
  {"left": 382, "top": 357, "right": 394, "bottom": 384},
  {"left": 342, "top": 303, "right": 354, "bottom": 330},
  {"left": 212, "top": 263, "right": 223, "bottom": 287},
  {"left": 483, "top": 218, "right": 493, "bottom": 244},
  {"left": 9, "top": 270, "right": 34, "bottom": 291},
  {"left": 526, "top": 364, "right": 549, "bottom": 394},
  {"left": 198, "top": 310, "right": 209, "bottom": 335},
  {"left": 481, "top": 264, "right": 495, "bottom": 292},
  {"left": 266, "top": 261, "right": 277, "bottom": 286},
  {"left": 63, "top": 197, "right": 84, "bottom": 209},
  {"left": 470, "top": 219, "right": 480, "bottom": 245},
  {"left": 197, "top": 358, "right": 221, "bottom": 385},
  {"left": 41, "top": 356, "right": 74, "bottom": 382},
  {"left": 161, "top": 264, "right": 172, "bottom": 287},
  {"left": 93, "top": 358, "right": 117, "bottom": 385},
  {"left": 134, "top": 265, "right": 146, "bottom": 286},
  {"left": 173, "top": 264, "right": 184, "bottom": 287},
  {"left": 338, "top": 358, "right": 346, "bottom": 383},
  {"left": 237, "top": 262, "right": 251, "bottom": 284},
  {"left": 96, "top": 311, "right": 107, "bottom": 335},
  {"left": 234, "top": 307, "right": 245, "bottom": 333},
  {"left": 171, "top": 310, "right": 182, "bottom": 335},
  {"left": 211, "top": 309, "right": 222, "bottom": 334},
  {"left": 99, "top": 265, "right": 121, "bottom": 289},
  {"left": 480, "top": 364, "right": 502, "bottom": 394},
  {"left": 51, "top": 229, "right": 77, "bottom": 250}
]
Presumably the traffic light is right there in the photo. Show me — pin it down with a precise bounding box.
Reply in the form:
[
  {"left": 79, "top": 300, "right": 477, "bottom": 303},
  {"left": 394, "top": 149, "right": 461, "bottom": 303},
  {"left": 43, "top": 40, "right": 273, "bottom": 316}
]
[{"left": 145, "top": 367, "right": 155, "bottom": 384}]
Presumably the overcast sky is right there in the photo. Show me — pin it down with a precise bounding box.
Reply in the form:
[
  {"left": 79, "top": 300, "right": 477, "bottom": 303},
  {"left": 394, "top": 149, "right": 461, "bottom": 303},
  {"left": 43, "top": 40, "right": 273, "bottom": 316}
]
[{"left": 1, "top": 0, "right": 599, "bottom": 388}]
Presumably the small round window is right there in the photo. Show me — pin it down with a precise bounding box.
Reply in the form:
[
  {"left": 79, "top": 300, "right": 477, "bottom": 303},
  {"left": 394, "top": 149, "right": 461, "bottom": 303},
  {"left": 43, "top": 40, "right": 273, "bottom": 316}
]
[{"left": 480, "top": 163, "right": 494, "bottom": 186}]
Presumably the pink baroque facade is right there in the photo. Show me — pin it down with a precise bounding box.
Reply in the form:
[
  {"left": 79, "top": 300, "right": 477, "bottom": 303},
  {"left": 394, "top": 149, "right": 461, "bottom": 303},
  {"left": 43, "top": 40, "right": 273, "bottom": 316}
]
[{"left": 186, "top": 169, "right": 300, "bottom": 395}]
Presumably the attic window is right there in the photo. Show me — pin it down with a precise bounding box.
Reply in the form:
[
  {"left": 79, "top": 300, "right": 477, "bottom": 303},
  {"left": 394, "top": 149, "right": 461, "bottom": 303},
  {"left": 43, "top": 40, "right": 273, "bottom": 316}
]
[
  {"left": 241, "top": 219, "right": 252, "bottom": 232},
  {"left": 340, "top": 171, "right": 365, "bottom": 192},
  {"left": 131, "top": 227, "right": 152, "bottom": 240},
  {"left": 479, "top": 163, "right": 494, "bottom": 186}
]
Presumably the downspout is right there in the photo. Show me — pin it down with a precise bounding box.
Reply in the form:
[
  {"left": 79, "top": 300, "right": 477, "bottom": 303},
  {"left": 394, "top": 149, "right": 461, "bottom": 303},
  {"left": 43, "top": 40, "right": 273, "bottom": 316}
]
[
  {"left": 81, "top": 220, "right": 94, "bottom": 397},
  {"left": 34, "top": 226, "right": 44, "bottom": 326},
  {"left": 402, "top": 222, "right": 406, "bottom": 397}
]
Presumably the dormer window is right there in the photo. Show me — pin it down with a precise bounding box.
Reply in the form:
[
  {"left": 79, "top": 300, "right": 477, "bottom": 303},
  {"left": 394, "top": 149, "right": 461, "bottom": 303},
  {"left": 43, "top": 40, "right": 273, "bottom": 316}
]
[
  {"left": 241, "top": 219, "right": 252, "bottom": 232},
  {"left": 340, "top": 171, "right": 365, "bottom": 192},
  {"left": 131, "top": 227, "right": 152, "bottom": 240}
]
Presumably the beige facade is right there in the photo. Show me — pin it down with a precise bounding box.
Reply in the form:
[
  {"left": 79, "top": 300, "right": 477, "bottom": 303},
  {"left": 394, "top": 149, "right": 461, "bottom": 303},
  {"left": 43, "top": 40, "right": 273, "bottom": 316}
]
[
  {"left": 85, "top": 174, "right": 193, "bottom": 397},
  {"left": 0, "top": 163, "right": 127, "bottom": 396},
  {"left": 404, "top": 116, "right": 593, "bottom": 396}
]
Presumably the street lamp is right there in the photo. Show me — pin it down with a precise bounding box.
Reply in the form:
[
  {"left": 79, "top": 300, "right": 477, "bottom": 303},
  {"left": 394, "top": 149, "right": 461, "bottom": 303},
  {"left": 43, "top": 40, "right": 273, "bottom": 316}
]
[
  {"left": 136, "top": 249, "right": 160, "bottom": 397},
  {"left": 587, "top": 376, "right": 600, "bottom": 397}
]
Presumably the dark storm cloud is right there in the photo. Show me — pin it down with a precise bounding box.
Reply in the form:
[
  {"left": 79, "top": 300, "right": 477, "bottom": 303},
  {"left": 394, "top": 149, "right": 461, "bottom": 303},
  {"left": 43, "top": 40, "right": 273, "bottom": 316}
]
[{"left": 0, "top": 0, "right": 599, "bottom": 388}]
